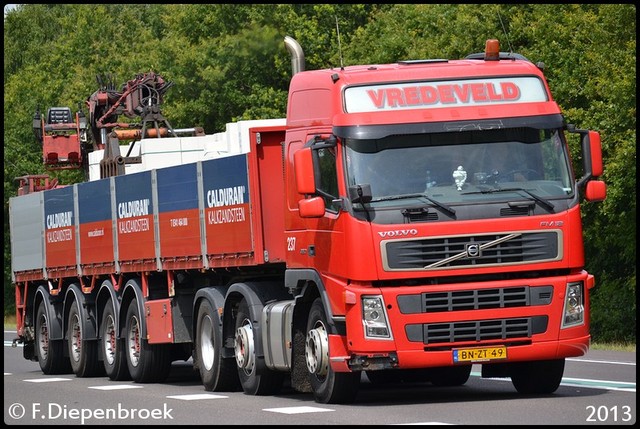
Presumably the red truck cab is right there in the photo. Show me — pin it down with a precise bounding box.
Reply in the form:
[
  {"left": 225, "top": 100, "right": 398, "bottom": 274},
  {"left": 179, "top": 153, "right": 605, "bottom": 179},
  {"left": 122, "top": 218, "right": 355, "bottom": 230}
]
[{"left": 285, "top": 39, "right": 605, "bottom": 397}]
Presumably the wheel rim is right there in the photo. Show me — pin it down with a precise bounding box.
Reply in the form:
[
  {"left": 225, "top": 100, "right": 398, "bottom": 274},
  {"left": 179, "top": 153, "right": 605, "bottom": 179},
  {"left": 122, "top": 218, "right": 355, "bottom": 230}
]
[
  {"left": 70, "top": 312, "right": 82, "bottom": 362},
  {"left": 234, "top": 318, "right": 255, "bottom": 375},
  {"left": 305, "top": 320, "right": 329, "bottom": 377},
  {"left": 127, "top": 314, "right": 141, "bottom": 367},
  {"left": 200, "top": 314, "right": 215, "bottom": 372},
  {"left": 37, "top": 312, "right": 49, "bottom": 361},
  {"left": 103, "top": 314, "right": 116, "bottom": 366}
]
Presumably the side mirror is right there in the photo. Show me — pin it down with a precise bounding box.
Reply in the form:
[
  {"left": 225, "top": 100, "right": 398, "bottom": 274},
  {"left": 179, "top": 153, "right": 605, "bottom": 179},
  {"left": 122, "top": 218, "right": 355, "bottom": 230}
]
[
  {"left": 588, "top": 131, "right": 603, "bottom": 177},
  {"left": 298, "top": 196, "right": 325, "bottom": 218},
  {"left": 585, "top": 180, "right": 606, "bottom": 202},
  {"left": 293, "top": 147, "right": 316, "bottom": 195}
]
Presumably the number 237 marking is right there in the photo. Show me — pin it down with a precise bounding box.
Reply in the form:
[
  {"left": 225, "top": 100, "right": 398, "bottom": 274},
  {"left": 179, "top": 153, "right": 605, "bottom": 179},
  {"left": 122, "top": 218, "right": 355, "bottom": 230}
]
[{"left": 287, "top": 237, "right": 296, "bottom": 251}]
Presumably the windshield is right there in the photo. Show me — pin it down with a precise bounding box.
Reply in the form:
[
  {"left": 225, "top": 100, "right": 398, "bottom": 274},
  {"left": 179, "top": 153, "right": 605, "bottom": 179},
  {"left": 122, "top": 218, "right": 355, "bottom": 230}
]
[{"left": 344, "top": 127, "right": 574, "bottom": 207}]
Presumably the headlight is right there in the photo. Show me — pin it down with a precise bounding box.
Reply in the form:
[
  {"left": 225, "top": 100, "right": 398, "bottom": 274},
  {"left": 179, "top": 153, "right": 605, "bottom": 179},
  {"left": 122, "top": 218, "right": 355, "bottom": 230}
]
[
  {"left": 561, "top": 282, "right": 584, "bottom": 328},
  {"left": 362, "top": 296, "right": 393, "bottom": 339}
]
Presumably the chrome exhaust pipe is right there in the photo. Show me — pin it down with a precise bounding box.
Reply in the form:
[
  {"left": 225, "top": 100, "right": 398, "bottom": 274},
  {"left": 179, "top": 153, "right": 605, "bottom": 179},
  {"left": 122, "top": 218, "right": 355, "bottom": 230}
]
[{"left": 284, "top": 36, "right": 305, "bottom": 75}]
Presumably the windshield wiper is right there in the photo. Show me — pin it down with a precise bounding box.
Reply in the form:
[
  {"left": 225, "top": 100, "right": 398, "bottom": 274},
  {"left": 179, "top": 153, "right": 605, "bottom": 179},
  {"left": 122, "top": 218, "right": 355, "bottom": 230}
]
[
  {"left": 462, "top": 187, "right": 555, "bottom": 212},
  {"left": 371, "top": 193, "right": 456, "bottom": 217}
]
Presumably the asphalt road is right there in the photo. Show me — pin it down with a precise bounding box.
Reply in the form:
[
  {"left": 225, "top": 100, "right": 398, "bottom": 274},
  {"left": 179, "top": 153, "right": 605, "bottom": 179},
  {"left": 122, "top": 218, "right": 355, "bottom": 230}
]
[{"left": 4, "top": 329, "right": 636, "bottom": 425}]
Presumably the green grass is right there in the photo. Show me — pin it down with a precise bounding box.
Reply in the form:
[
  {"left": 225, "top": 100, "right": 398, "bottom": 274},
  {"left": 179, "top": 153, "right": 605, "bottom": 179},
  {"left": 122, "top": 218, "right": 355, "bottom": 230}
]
[{"left": 590, "top": 342, "right": 636, "bottom": 353}]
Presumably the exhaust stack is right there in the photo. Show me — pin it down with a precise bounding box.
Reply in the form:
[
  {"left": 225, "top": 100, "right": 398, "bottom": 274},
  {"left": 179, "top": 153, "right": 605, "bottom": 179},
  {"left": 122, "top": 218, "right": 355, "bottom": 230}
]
[{"left": 284, "top": 36, "right": 305, "bottom": 75}]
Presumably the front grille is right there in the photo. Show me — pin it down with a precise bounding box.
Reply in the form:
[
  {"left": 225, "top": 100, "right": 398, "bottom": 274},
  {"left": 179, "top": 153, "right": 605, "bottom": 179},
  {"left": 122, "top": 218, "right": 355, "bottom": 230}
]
[
  {"left": 383, "top": 230, "right": 560, "bottom": 271},
  {"left": 397, "top": 285, "right": 553, "bottom": 314},
  {"left": 425, "top": 287, "right": 527, "bottom": 311},
  {"left": 405, "top": 316, "right": 548, "bottom": 344}
]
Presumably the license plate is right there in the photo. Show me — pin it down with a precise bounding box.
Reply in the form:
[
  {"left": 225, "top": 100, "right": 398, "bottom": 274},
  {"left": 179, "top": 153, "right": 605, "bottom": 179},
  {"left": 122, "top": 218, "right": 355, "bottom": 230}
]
[{"left": 453, "top": 346, "right": 507, "bottom": 363}]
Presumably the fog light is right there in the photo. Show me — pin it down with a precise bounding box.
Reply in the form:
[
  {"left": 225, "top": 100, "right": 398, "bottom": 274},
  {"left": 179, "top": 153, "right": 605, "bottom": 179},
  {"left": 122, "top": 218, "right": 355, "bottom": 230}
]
[
  {"left": 562, "top": 282, "right": 584, "bottom": 328},
  {"left": 362, "top": 296, "right": 392, "bottom": 339}
]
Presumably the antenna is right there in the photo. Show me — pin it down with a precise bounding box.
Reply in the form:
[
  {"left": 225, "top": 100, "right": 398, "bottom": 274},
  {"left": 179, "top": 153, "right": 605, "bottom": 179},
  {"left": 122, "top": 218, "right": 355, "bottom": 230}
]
[
  {"left": 335, "top": 16, "right": 344, "bottom": 70},
  {"left": 497, "top": 10, "right": 514, "bottom": 54}
]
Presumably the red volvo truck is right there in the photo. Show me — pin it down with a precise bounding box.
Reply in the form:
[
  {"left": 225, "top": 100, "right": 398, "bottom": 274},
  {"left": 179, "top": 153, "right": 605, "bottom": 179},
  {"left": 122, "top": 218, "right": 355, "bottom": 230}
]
[{"left": 9, "top": 38, "right": 606, "bottom": 404}]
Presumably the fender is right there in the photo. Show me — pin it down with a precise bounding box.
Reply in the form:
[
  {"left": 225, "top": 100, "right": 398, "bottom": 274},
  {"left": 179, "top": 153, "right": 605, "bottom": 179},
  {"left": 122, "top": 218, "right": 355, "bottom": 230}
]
[
  {"left": 34, "top": 285, "right": 64, "bottom": 341},
  {"left": 96, "top": 279, "right": 121, "bottom": 339},
  {"left": 63, "top": 283, "right": 98, "bottom": 340},
  {"left": 224, "top": 281, "right": 290, "bottom": 358},
  {"left": 193, "top": 285, "right": 230, "bottom": 357},
  {"left": 118, "top": 278, "right": 146, "bottom": 339},
  {"left": 285, "top": 269, "right": 344, "bottom": 335}
]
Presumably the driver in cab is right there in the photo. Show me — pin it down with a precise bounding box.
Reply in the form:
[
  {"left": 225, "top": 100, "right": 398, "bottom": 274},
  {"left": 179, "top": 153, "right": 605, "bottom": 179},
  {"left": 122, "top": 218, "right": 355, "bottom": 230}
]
[{"left": 483, "top": 148, "right": 527, "bottom": 183}]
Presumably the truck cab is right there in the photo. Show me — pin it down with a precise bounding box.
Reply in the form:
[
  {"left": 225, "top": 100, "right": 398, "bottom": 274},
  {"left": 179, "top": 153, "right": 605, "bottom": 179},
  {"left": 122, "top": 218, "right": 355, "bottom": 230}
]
[{"left": 284, "top": 39, "right": 605, "bottom": 399}]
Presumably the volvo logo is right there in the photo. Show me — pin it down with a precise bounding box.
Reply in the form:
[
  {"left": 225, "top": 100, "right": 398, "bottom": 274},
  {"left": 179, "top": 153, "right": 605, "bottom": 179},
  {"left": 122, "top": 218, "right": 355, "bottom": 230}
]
[
  {"left": 426, "top": 233, "right": 522, "bottom": 269},
  {"left": 378, "top": 229, "right": 418, "bottom": 238},
  {"left": 466, "top": 243, "right": 481, "bottom": 258}
]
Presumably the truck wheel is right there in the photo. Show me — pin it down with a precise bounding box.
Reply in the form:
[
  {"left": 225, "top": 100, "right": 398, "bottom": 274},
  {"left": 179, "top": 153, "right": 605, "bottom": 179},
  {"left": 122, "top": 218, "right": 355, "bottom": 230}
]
[
  {"left": 429, "top": 365, "right": 472, "bottom": 386},
  {"left": 124, "top": 299, "right": 172, "bottom": 383},
  {"left": 511, "top": 358, "right": 565, "bottom": 394},
  {"left": 67, "top": 300, "right": 102, "bottom": 377},
  {"left": 306, "top": 298, "right": 360, "bottom": 404},
  {"left": 366, "top": 368, "right": 431, "bottom": 385},
  {"left": 35, "top": 301, "right": 71, "bottom": 374},
  {"left": 234, "top": 298, "right": 284, "bottom": 395},
  {"left": 196, "top": 299, "right": 240, "bottom": 391},
  {"left": 100, "top": 301, "right": 130, "bottom": 380}
]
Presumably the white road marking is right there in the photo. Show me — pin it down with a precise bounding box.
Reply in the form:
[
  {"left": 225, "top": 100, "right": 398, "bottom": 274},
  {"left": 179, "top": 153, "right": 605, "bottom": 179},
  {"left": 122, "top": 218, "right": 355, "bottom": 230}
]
[
  {"left": 166, "top": 393, "right": 228, "bottom": 400},
  {"left": 89, "top": 384, "right": 144, "bottom": 390},
  {"left": 568, "top": 357, "right": 635, "bottom": 366},
  {"left": 263, "top": 406, "right": 334, "bottom": 414},
  {"left": 24, "top": 377, "right": 73, "bottom": 383}
]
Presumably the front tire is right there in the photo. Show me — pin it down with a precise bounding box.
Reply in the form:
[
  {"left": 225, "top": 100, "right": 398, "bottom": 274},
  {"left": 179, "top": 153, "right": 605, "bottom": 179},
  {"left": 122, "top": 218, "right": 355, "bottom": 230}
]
[
  {"left": 234, "top": 298, "right": 284, "bottom": 395},
  {"left": 195, "top": 299, "right": 239, "bottom": 391},
  {"left": 366, "top": 368, "right": 431, "bottom": 385},
  {"left": 511, "top": 359, "right": 565, "bottom": 394},
  {"left": 429, "top": 365, "right": 472, "bottom": 387},
  {"left": 124, "top": 299, "right": 172, "bottom": 383},
  {"left": 67, "top": 300, "right": 102, "bottom": 377},
  {"left": 35, "top": 301, "right": 71, "bottom": 375},
  {"left": 306, "top": 298, "right": 360, "bottom": 404}
]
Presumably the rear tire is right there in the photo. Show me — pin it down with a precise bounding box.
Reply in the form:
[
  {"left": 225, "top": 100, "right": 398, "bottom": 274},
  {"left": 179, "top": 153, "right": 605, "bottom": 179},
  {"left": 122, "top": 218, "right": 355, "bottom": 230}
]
[
  {"left": 100, "top": 301, "right": 130, "bottom": 381},
  {"left": 196, "top": 299, "right": 240, "bottom": 391},
  {"left": 67, "top": 300, "right": 102, "bottom": 377},
  {"left": 124, "top": 299, "right": 172, "bottom": 383},
  {"left": 234, "top": 298, "right": 284, "bottom": 395},
  {"left": 511, "top": 359, "right": 565, "bottom": 394},
  {"left": 306, "top": 298, "right": 360, "bottom": 404},
  {"left": 35, "top": 301, "right": 71, "bottom": 375}
]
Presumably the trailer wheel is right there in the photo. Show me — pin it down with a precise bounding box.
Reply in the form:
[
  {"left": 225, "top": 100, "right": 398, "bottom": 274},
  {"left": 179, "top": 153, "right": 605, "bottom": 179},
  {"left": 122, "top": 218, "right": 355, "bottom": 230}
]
[
  {"left": 196, "top": 299, "right": 240, "bottom": 391},
  {"left": 100, "top": 301, "right": 130, "bottom": 381},
  {"left": 124, "top": 299, "right": 171, "bottom": 383},
  {"left": 306, "top": 298, "right": 360, "bottom": 404},
  {"left": 511, "top": 358, "right": 565, "bottom": 394},
  {"left": 67, "top": 300, "right": 102, "bottom": 377},
  {"left": 234, "top": 298, "right": 283, "bottom": 395},
  {"left": 35, "top": 301, "right": 71, "bottom": 374}
]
